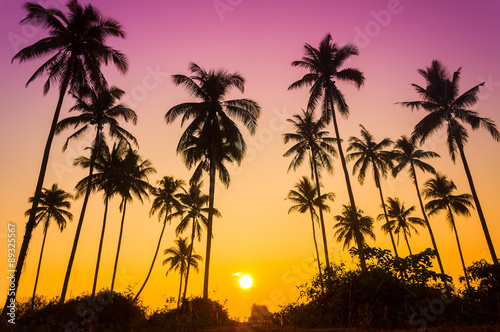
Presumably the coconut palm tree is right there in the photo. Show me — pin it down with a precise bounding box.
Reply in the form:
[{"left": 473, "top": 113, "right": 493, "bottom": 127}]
[
  {"left": 110, "top": 149, "right": 155, "bottom": 294},
  {"left": 174, "top": 181, "right": 220, "bottom": 303},
  {"left": 165, "top": 62, "right": 261, "bottom": 299},
  {"left": 401, "top": 60, "right": 500, "bottom": 265},
  {"left": 133, "top": 176, "right": 184, "bottom": 302},
  {"left": 347, "top": 124, "right": 398, "bottom": 257},
  {"left": 379, "top": 197, "right": 425, "bottom": 256},
  {"left": 283, "top": 109, "right": 336, "bottom": 268},
  {"left": 392, "top": 136, "right": 446, "bottom": 276},
  {"left": 287, "top": 176, "right": 334, "bottom": 291},
  {"left": 25, "top": 184, "right": 73, "bottom": 308},
  {"left": 288, "top": 33, "right": 366, "bottom": 270},
  {"left": 73, "top": 139, "right": 128, "bottom": 296},
  {"left": 57, "top": 85, "right": 137, "bottom": 301},
  {"left": 6, "top": 0, "right": 127, "bottom": 311},
  {"left": 163, "top": 237, "right": 202, "bottom": 309},
  {"left": 423, "top": 174, "right": 474, "bottom": 289},
  {"left": 333, "top": 205, "right": 375, "bottom": 258}
]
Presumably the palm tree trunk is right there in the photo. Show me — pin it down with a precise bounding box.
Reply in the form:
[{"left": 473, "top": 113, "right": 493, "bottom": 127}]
[
  {"left": 447, "top": 206, "right": 471, "bottom": 289},
  {"left": 326, "top": 93, "right": 366, "bottom": 271},
  {"left": 60, "top": 127, "right": 102, "bottom": 303},
  {"left": 3, "top": 73, "right": 71, "bottom": 314},
  {"left": 411, "top": 162, "right": 446, "bottom": 278},
  {"left": 203, "top": 137, "right": 217, "bottom": 299},
  {"left": 309, "top": 209, "right": 324, "bottom": 293},
  {"left": 133, "top": 209, "right": 170, "bottom": 302},
  {"left": 111, "top": 199, "right": 128, "bottom": 294},
  {"left": 177, "top": 271, "right": 183, "bottom": 309},
  {"left": 92, "top": 196, "right": 110, "bottom": 297},
  {"left": 456, "top": 141, "right": 498, "bottom": 265},
  {"left": 403, "top": 231, "right": 412, "bottom": 256},
  {"left": 182, "top": 221, "right": 196, "bottom": 303},
  {"left": 375, "top": 175, "right": 399, "bottom": 257},
  {"left": 311, "top": 155, "right": 331, "bottom": 269},
  {"left": 31, "top": 225, "right": 48, "bottom": 308}
]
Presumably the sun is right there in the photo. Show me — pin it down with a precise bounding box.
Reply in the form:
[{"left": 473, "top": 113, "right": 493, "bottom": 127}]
[{"left": 238, "top": 274, "right": 253, "bottom": 289}]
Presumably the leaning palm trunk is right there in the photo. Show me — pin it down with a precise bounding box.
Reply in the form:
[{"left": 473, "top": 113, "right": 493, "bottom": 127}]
[
  {"left": 111, "top": 199, "right": 128, "bottom": 294},
  {"left": 31, "top": 225, "right": 49, "bottom": 308},
  {"left": 326, "top": 93, "right": 366, "bottom": 271},
  {"left": 447, "top": 207, "right": 471, "bottom": 289},
  {"left": 177, "top": 272, "right": 184, "bottom": 309},
  {"left": 411, "top": 162, "right": 446, "bottom": 277},
  {"left": 3, "top": 72, "right": 71, "bottom": 314},
  {"left": 203, "top": 154, "right": 216, "bottom": 299},
  {"left": 311, "top": 158, "right": 331, "bottom": 270},
  {"left": 309, "top": 209, "right": 324, "bottom": 293},
  {"left": 61, "top": 127, "right": 102, "bottom": 303},
  {"left": 375, "top": 177, "right": 399, "bottom": 257},
  {"left": 182, "top": 221, "right": 196, "bottom": 303},
  {"left": 133, "top": 208, "right": 170, "bottom": 302},
  {"left": 92, "top": 196, "right": 110, "bottom": 297},
  {"left": 403, "top": 231, "right": 413, "bottom": 256},
  {"left": 456, "top": 140, "right": 498, "bottom": 265}
]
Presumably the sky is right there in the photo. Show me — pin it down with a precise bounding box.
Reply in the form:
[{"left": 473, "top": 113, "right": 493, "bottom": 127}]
[{"left": 1, "top": 0, "right": 500, "bottom": 319}]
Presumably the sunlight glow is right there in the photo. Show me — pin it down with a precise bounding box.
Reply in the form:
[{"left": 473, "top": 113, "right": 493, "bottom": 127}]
[{"left": 238, "top": 274, "right": 253, "bottom": 289}]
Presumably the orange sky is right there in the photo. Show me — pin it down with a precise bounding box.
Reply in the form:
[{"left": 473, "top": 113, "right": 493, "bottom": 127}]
[{"left": 1, "top": 0, "right": 500, "bottom": 319}]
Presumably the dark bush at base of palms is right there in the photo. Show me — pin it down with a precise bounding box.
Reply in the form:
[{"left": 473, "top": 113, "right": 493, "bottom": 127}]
[{"left": 273, "top": 246, "right": 500, "bottom": 330}]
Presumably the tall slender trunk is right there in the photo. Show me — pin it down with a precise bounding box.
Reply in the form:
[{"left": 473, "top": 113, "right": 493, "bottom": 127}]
[
  {"left": 311, "top": 155, "right": 330, "bottom": 269},
  {"left": 133, "top": 209, "right": 170, "bottom": 302},
  {"left": 203, "top": 154, "right": 216, "bottom": 299},
  {"left": 403, "top": 231, "right": 412, "bottom": 256},
  {"left": 177, "top": 271, "right": 183, "bottom": 309},
  {"left": 309, "top": 209, "right": 324, "bottom": 293},
  {"left": 92, "top": 195, "right": 109, "bottom": 297},
  {"left": 326, "top": 92, "right": 366, "bottom": 271},
  {"left": 411, "top": 162, "right": 446, "bottom": 277},
  {"left": 111, "top": 199, "right": 128, "bottom": 294},
  {"left": 447, "top": 206, "right": 471, "bottom": 289},
  {"left": 61, "top": 126, "right": 102, "bottom": 303},
  {"left": 456, "top": 141, "right": 498, "bottom": 265},
  {"left": 375, "top": 174, "right": 399, "bottom": 257},
  {"left": 3, "top": 73, "right": 70, "bottom": 315},
  {"left": 182, "top": 220, "right": 196, "bottom": 303},
  {"left": 31, "top": 225, "right": 48, "bottom": 308}
]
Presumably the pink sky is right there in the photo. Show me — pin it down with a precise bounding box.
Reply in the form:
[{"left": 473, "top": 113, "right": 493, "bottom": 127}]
[{"left": 1, "top": 0, "right": 500, "bottom": 318}]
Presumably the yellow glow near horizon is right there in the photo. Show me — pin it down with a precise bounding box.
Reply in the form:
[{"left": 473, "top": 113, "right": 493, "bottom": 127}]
[{"left": 238, "top": 274, "right": 253, "bottom": 289}]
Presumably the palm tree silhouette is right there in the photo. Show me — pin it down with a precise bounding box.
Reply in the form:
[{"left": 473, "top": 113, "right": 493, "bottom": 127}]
[
  {"left": 174, "top": 181, "right": 220, "bottom": 304},
  {"left": 7, "top": 0, "right": 127, "bottom": 310},
  {"left": 401, "top": 60, "right": 499, "bottom": 265},
  {"left": 423, "top": 174, "right": 474, "bottom": 289},
  {"left": 288, "top": 34, "right": 366, "bottom": 270},
  {"left": 283, "top": 109, "right": 336, "bottom": 269},
  {"left": 333, "top": 205, "right": 375, "bottom": 260},
  {"left": 379, "top": 197, "right": 425, "bottom": 256},
  {"left": 287, "top": 176, "right": 334, "bottom": 291},
  {"left": 347, "top": 124, "right": 398, "bottom": 257},
  {"left": 57, "top": 85, "right": 137, "bottom": 301},
  {"left": 110, "top": 149, "right": 155, "bottom": 294},
  {"left": 133, "top": 176, "right": 184, "bottom": 302},
  {"left": 25, "top": 184, "right": 73, "bottom": 308},
  {"left": 163, "top": 237, "right": 202, "bottom": 309},
  {"left": 392, "top": 136, "right": 446, "bottom": 276},
  {"left": 165, "top": 62, "right": 260, "bottom": 299}
]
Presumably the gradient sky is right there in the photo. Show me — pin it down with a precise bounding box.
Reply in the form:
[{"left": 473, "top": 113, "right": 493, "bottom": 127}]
[{"left": 1, "top": 0, "right": 500, "bottom": 319}]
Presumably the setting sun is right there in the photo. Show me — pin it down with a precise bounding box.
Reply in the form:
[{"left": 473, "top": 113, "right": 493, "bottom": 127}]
[{"left": 238, "top": 274, "right": 253, "bottom": 289}]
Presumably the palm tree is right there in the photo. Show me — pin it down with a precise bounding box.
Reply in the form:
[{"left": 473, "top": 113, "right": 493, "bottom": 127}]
[
  {"left": 6, "top": 0, "right": 127, "bottom": 311},
  {"left": 110, "top": 149, "right": 156, "bottom": 294},
  {"left": 423, "top": 174, "right": 474, "bottom": 289},
  {"left": 73, "top": 139, "right": 128, "bottom": 296},
  {"left": 333, "top": 205, "right": 375, "bottom": 259},
  {"left": 347, "top": 124, "right": 398, "bottom": 257},
  {"left": 379, "top": 197, "right": 425, "bottom": 256},
  {"left": 163, "top": 237, "right": 202, "bottom": 309},
  {"left": 25, "top": 184, "right": 73, "bottom": 307},
  {"left": 165, "top": 62, "right": 261, "bottom": 299},
  {"left": 133, "top": 176, "right": 184, "bottom": 302},
  {"left": 174, "top": 181, "right": 220, "bottom": 303},
  {"left": 288, "top": 34, "right": 366, "bottom": 270},
  {"left": 392, "top": 136, "right": 446, "bottom": 276},
  {"left": 401, "top": 60, "right": 500, "bottom": 265},
  {"left": 287, "top": 176, "right": 334, "bottom": 291},
  {"left": 57, "top": 85, "right": 137, "bottom": 301},
  {"left": 283, "top": 109, "right": 336, "bottom": 269}
]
